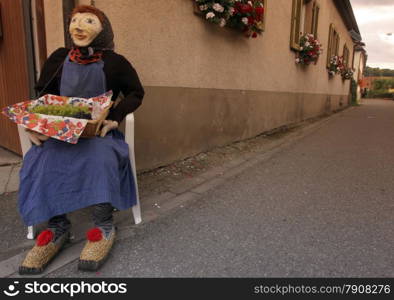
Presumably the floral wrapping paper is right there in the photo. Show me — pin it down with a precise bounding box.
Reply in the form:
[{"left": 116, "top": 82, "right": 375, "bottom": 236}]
[{"left": 2, "top": 91, "right": 113, "bottom": 144}]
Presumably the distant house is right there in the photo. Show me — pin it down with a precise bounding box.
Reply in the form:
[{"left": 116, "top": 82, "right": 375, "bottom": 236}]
[
  {"left": 352, "top": 41, "right": 367, "bottom": 102},
  {"left": 361, "top": 76, "right": 393, "bottom": 91},
  {"left": 0, "top": 0, "right": 366, "bottom": 171}
]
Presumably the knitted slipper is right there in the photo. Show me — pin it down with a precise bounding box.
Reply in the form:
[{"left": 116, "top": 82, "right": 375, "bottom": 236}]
[
  {"left": 19, "top": 228, "right": 70, "bottom": 275},
  {"left": 78, "top": 226, "right": 116, "bottom": 272}
]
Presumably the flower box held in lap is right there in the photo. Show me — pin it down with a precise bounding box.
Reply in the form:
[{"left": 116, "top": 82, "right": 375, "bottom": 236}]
[{"left": 2, "top": 91, "right": 113, "bottom": 144}]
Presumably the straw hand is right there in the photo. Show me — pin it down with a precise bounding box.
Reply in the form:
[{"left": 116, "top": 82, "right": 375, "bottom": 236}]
[
  {"left": 100, "top": 120, "right": 118, "bottom": 137},
  {"left": 25, "top": 129, "right": 49, "bottom": 146}
]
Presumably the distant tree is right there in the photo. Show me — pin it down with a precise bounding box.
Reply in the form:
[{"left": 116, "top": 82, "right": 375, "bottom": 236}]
[
  {"left": 364, "top": 66, "right": 394, "bottom": 77},
  {"left": 381, "top": 69, "right": 394, "bottom": 76},
  {"left": 372, "top": 79, "right": 394, "bottom": 90},
  {"left": 364, "top": 66, "right": 379, "bottom": 76}
]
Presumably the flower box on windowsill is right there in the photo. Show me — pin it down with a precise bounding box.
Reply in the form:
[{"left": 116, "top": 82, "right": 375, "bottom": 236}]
[{"left": 193, "top": 0, "right": 266, "bottom": 38}]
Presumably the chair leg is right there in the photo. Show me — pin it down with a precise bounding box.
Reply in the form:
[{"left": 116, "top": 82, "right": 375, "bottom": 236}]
[
  {"left": 131, "top": 169, "right": 141, "bottom": 225},
  {"left": 27, "top": 225, "right": 36, "bottom": 240},
  {"left": 131, "top": 167, "right": 142, "bottom": 224},
  {"left": 125, "top": 113, "right": 142, "bottom": 225},
  {"left": 132, "top": 201, "right": 142, "bottom": 224}
]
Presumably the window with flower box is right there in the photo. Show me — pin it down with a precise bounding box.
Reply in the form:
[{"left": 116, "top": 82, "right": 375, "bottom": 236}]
[
  {"left": 193, "top": 1, "right": 267, "bottom": 38},
  {"left": 326, "top": 23, "right": 340, "bottom": 68},
  {"left": 290, "top": 0, "right": 320, "bottom": 51}
]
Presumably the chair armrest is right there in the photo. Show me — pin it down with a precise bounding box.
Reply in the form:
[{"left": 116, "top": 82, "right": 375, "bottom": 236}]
[
  {"left": 17, "top": 125, "right": 32, "bottom": 157},
  {"left": 124, "top": 113, "right": 138, "bottom": 179},
  {"left": 124, "top": 113, "right": 135, "bottom": 152}
]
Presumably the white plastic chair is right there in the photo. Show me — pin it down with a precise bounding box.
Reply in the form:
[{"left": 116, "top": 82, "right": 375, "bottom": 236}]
[{"left": 17, "top": 113, "right": 141, "bottom": 239}]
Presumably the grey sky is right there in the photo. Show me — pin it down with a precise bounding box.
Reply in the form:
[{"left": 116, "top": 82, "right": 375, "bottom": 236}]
[{"left": 350, "top": 0, "right": 394, "bottom": 69}]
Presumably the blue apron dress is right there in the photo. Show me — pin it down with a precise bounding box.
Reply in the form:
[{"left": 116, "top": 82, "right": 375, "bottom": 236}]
[{"left": 18, "top": 55, "right": 137, "bottom": 226}]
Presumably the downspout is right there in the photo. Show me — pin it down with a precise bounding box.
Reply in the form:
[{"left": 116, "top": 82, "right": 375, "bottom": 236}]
[{"left": 63, "top": 0, "right": 75, "bottom": 49}]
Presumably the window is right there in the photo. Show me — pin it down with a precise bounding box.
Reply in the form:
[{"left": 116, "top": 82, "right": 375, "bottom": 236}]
[
  {"left": 343, "top": 44, "right": 350, "bottom": 68},
  {"left": 326, "top": 23, "right": 340, "bottom": 68},
  {"left": 290, "top": 0, "right": 320, "bottom": 50}
]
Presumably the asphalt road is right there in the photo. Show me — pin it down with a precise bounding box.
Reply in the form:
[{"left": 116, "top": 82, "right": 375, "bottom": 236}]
[{"left": 6, "top": 99, "right": 394, "bottom": 277}]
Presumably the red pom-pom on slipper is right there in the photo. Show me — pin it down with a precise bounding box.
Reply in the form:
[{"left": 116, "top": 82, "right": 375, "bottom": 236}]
[
  {"left": 36, "top": 230, "right": 54, "bottom": 246},
  {"left": 86, "top": 228, "right": 103, "bottom": 242}
]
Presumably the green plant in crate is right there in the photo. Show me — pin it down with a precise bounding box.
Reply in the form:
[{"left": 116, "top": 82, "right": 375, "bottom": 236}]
[{"left": 30, "top": 104, "right": 92, "bottom": 119}]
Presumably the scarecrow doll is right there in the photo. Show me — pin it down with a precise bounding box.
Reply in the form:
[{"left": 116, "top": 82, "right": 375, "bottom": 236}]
[{"left": 18, "top": 5, "right": 144, "bottom": 274}]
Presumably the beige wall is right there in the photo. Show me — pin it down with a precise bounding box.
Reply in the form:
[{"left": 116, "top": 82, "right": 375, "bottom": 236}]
[
  {"left": 136, "top": 87, "right": 346, "bottom": 169},
  {"left": 42, "top": 0, "right": 356, "bottom": 170},
  {"left": 77, "top": 0, "right": 352, "bottom": 95},
  {"left": 43, "top": 0, "right": 64, "bottom": 55}
]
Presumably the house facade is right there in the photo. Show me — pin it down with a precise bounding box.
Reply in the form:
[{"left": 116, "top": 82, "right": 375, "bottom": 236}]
[
  {"left": 361, "top": 76, "right": 393, "bottom": 92},
  {"left": 1, "top": 0, "right": 366, "bottom": 171},
  {"left": 354, "top": 49, "right": 367, "bottom": 101},
  {"left": 352, "top": 42, "right": 367, "bottom": 102}
]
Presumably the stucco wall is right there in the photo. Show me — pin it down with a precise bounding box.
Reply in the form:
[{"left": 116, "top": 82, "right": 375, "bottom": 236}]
[
  {"left": 43, "top": 0, "right": 356, "bottom": 170},
  {"left": 135, "top": 87, "right": 346, "bottom": 169},
  {"left": 75, "top": 0, "right": 352, "bottom": 94},
  {"left": 43, "top": 0, "right": 64, "bottom": 55}
]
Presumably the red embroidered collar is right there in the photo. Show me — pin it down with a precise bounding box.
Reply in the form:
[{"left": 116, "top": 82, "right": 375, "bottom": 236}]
[{"left": 68, "top": 47, "right": 103, "bottom": 65}]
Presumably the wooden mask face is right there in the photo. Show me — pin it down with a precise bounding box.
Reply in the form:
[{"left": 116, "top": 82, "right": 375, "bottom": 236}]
[{"left": 69, "top": 12, "right": 103, "bottom": 47}]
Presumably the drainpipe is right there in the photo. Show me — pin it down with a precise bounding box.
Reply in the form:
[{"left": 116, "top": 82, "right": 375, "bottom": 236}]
[{"left": 63, "top": 0, "right": 75, "bottom": 48}]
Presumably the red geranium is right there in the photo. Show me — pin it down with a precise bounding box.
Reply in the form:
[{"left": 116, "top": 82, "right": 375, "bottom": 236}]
[
  {"left": 255, "top": 7, "right": 264, "bottom": 16},
  {"left": 296, "top": 33, "right": 323, "bottom": 65},
  {"left": 241, "top": 4, "right": 253, "bottom": 13},
  {"left": 196, "top": 0, "right": 265, "bottom": 39}
]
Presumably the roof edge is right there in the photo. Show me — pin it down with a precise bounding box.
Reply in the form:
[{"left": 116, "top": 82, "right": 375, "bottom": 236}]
[{"left": 333, "top": 0, "right": 361, "bottom": 38}]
